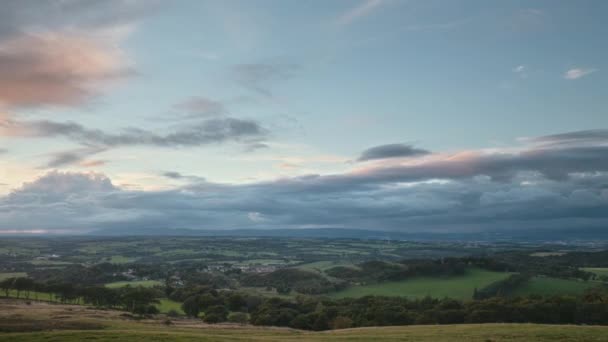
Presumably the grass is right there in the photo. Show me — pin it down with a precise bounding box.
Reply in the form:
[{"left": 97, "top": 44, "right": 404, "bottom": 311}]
[
  {"left": 105, "top": 280, "right": 163, "bottom": 288},
  {"left": 509, "top": 276, "right": 599, "bottom": 297},
  {"left": 2, "top": 323, "right": 608, "bottom": 341},
  {"left": 2, "top": 299, "right": 608, "bottom": 341},
  {"left": 583, "top": 268, "right": 608, "bottom": 277},
  {"left": 330, "top": 268, "right": 512, "bottom": 300},
  {"left": 157, "top": 298, "right": 184, "bottom": 314},
  {"left": 28, "top": 260, "right": 72, "bottom": 266},
  {"left": 105, "top": 255, "right": 136, "bottom": 264},
  {"left": 0, "top": 272, "right": 27, "bottom": 281},
  {"left": 297, "top": 261, "right": 356, "bottom": 272},
  {"left": 6, "top": 290, "right": 56, "bottom": 301}
]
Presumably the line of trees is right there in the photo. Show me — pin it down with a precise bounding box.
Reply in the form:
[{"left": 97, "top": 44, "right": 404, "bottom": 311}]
[
  {"left": 175, "top": 282, "right": 608, "bottom": 330},
  {"left": 0, "top": 277, "right": 161, "bottom": 315}
]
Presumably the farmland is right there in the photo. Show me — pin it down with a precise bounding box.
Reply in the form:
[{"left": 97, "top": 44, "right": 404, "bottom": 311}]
[
  {"left": 509, "top": 276, "right": 599, "bottom": 297},
  {"left": 105, "top": 280, "right": 163, "bottom": 288},
  {"left": 330, "top": 268, "right": 512, "bottom": 299}
]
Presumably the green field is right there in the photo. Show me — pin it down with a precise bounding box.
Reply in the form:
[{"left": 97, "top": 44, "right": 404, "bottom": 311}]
[
  {"left": 6, "top": 290, "right": 56, "bottom": 301},
  {"left": 330, "top": 268, "right": 512, "bottom": 300},
  {"left": 509, "top": 276, "right": 599, "bottom": 297},
  {"left": 297, "top": 261, "right": 356, "bottom": 272},
  {"left": 157, "top": 298, "right": 184, "bottom": 314},
  {"left": 0, "top": 272, "right": 27, "bottom": 281},
  {"left": 105, "top": 280, "right": 163, "bottom": 288},
  {"left": 583, "top": 268, "right": 608, "bottom": 277},
  {"left": 105, "top": 255, "right": 137, "bottom": 264}
]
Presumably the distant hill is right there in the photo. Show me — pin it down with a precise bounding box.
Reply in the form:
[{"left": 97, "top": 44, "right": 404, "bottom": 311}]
[{"left": 87, "top": 226, "right": 608, "bottom": 242}]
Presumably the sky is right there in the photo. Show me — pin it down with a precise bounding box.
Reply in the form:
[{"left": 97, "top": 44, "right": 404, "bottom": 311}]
[{"left": 0, "top": 0, "right": 607, "bottom": 234}]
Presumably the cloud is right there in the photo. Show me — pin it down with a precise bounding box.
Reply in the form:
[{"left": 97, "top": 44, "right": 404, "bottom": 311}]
[
  {"left": 357, "top": 143, "right": 431, "bottom": 162},
  {"left": 162, "top": 171, "right": 206, "bottom": 183},
  {"left": 0, "top": 148, "right": 7, "bottom": 154},
  {"left": 0, "top": 0, "right": 156, "bottom": 39},
  {"left": 336, "top": 0, "right": 384, "bottom": 27},
  {"left": 0, "top": 0, "right": 152, "bottom": 109},
  {"left": 2, "top": 129, "right": 608, "bottom": 233},
  {"left": 173, "top": 96, "right": 227, "bottom": 118},
  {"left": 564, "top": 68, "right": 597, "bottom": 80},
  {"left": 525, "top": 129, "right": 608, "bottom": 147},
  {"left": 3, "top": 117, "right": 268, "bottom": 150},
  {"left": 0, "top": 32, "right": 133, "bottom": 109},
  {"left": 232, "top": 63, "right": 298, "bottom": 97},
  {"left": 512, "top": 65, "right": 528, "bottom": 78},
  {"left": 44, "top": 147, "right": 106, "bottom": 168}
]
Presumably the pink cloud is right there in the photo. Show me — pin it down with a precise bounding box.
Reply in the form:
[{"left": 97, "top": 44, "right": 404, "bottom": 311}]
[{"left": 0, "top": 32, "right": 133, "bottom": 108}]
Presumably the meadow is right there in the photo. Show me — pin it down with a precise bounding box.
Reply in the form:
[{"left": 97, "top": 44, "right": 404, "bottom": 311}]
[
  {"left": 583, "top": 267, "right": 608, "bottom": 277},
  {"left": 330, "top": 268, "right": 512, "bottom": 300},
  {"left": 509, "top": 276, "right": 599, "bottom": 297},
  {"left": 105, "top": 280, "right": 163, "bottom": 288}
]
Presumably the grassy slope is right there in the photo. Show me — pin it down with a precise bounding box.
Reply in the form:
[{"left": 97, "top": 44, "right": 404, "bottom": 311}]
[
  {"left": 1, "top": 299, "right": 608, "bottom": 341},
  {"left": 510, "top": 276, "right": 599, "bottom": 297},
  {"left": 583, "top": 268, "right": 608, "bottom": 277},
  {"left": 330, "top": 268, "right": 511, "bottom": 300},
  {"left": 2, "top": 324, "right": 608, "bottom": 341}
]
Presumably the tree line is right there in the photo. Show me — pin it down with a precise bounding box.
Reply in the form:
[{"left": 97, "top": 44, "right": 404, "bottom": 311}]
[
  {"left": 174, "top": 283, "right": 608, "bottom": 330},
  {"left": 0, "top": 277, "right": 161, "bottom": 315}
]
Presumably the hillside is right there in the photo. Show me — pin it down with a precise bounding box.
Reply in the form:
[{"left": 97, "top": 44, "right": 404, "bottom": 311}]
[{"left": 1, "top": 300, "right": 607, "bottom": 342}]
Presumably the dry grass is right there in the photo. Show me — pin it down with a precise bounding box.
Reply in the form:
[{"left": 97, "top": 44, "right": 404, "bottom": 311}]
[{"left": 1, "top": 299, "right": 608, "bottom": 341}]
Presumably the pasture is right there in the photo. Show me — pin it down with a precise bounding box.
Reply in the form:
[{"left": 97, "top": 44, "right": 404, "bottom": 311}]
[
  {"left": 105, "top": 280, "right": 163, "bottom": 288},
  {"left": 583, "top": 267, "right": 608, "bottom": 277},
  {"left": 330, "top": 268, "right": 512, "bottom": 300},
  {"left": 509, "top": 276, "right": 599, "bottom": 297}
]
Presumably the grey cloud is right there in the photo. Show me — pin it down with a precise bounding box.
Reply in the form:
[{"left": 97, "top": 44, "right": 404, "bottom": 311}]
[
  {"left": 14, "top": 117, "right": 268, "bottom": 149},
  {"left": 44, "top": 147, "right": 106, "bottom": 168},
  {"left": 0, "top": 148, "right": 7, "bottom": 154},
  {"left": 163, "top": 171, "right": 184, "bottom": 179},
  {"left": 173, "top": 96, "right": 227, "bottom": 118},
  {"left": 2, "top": 130, "right": 608, "bottom": 233},
  {"left": 2, "top": 168, "right": 608, "bottom": 233},
  {"left": 162, "top": 171, "right": 206, "bottom": 183},
  {"left": 357, "top": 143, "right": 430, "bottom": 161},
  {"left": 0, "top": 0, "right": 157, "bottom": 39},
  {"left": 232, "top": 63, "right": 299, "bottom": 97},
  {"left": 529, "top": 129, "right": 608, "bottom": 146}
]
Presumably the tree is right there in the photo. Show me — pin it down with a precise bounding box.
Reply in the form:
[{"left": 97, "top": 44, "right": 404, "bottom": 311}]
[
  {"left": 182, "top": 295, "right": 201, "bottom": 318},
  {"left": 203, "top": 305, "right": 228, "bottom": 323}
]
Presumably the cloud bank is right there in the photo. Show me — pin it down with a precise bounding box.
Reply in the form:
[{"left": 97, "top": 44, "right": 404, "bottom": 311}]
[{"left": 2, "top": 129, "right": 607, "bottom": 234}]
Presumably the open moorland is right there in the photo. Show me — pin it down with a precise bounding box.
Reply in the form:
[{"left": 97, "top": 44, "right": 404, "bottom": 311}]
[{"left": 1, "top": 300, "right": 608, "bottom": 342}]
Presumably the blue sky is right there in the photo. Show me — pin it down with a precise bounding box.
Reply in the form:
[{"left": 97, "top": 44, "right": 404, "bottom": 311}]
[{"left": 0, "top": 0, "right": 607, "bottom": 233}]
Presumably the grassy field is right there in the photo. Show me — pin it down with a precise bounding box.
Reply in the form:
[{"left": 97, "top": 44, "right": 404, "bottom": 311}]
[
  {"left": 105, "top": 280, "right": 163, "bottom": 288},
  {"left": 0, "top": 272, "right": 27, "bottom": 281},
  {"left": 297, "top": 261, "right": 356, "bottom": 272},
  {"left": 157, "top": 298, "right": 184, "bottom": 314},
  {"left": 583, "top": 268, "right": 608, "bottom": 277},
  {"left": 6, "top": 290, "right": 55, "bottom": 301},
  {"left": 509, "top": 276, "right": 599, "bottom": 297},
  {"left": 105, "top": 255, "right": 137, "bottom": 264},
  {"left": 330, "top": 268, "right": 512, "bottom": 300},
  {"left": 1, "top": 299, "right": 608, "bottom": 341}
]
